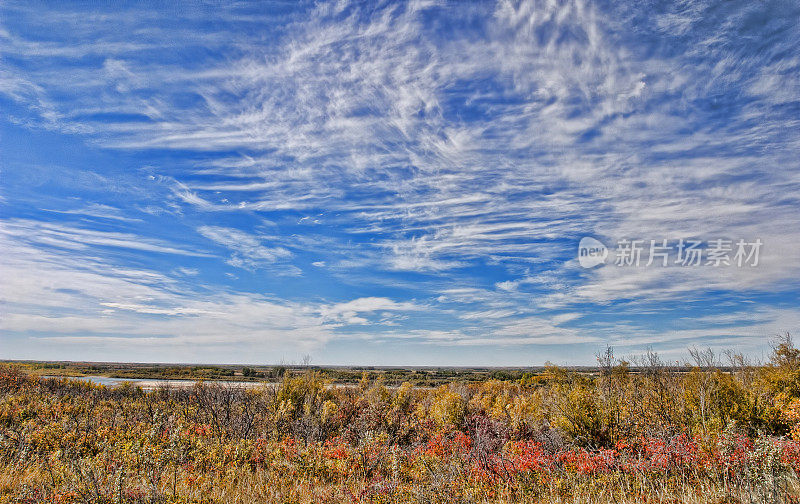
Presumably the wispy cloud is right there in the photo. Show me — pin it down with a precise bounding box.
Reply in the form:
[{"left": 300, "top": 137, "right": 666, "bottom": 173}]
[
  {"left": 42, "top": 203, "right": 143, "bottom": 222},
  {"left": 0, "top": 219, "right": 209, "bottom": 257},
  {"left": 196, "top": 225, "right": 294, "bottom": 272}
]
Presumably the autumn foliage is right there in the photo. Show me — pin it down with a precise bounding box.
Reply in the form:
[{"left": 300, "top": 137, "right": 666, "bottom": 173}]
[{"left": 2, "top": 338, "right": 800, "bottom": 503}]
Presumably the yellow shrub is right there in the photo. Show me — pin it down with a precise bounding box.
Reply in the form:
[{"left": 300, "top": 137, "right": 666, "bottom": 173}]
[{"left": 430, "top": 386, "right": 466, "bottom": 429}]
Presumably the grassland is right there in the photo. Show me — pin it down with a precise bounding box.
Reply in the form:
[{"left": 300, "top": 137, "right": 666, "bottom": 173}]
[
  {"left": 9, "top": 359, "right": 696, "bottom": 388},
  {"left": 2, "top": 337, "right": 800, "bottom": 503},
  {"left": 9, "top": 359, "right": 569, "bottom": 387}
]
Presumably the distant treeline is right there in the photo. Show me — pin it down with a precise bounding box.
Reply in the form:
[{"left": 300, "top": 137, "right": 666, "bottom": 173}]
[{"left": 3, "top": 351, "right": 775, "bottom": 388}]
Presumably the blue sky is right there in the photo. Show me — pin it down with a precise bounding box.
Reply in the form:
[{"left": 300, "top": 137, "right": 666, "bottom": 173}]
[{"left": 1, "top": 0, "right": 799, "bottom": 365}]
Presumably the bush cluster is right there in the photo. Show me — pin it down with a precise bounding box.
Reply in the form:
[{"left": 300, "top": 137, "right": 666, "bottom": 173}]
[{"left": 2, "top": 338, "right": 800, "bottom": 503}]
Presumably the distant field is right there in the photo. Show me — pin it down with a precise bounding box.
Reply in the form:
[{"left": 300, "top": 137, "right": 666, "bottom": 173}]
[
  {"left": 6, "top": 359, "right": 570, "bottom": 387},
  {"left": 5, "top": 359, "right": 715, "bottom": 388}
]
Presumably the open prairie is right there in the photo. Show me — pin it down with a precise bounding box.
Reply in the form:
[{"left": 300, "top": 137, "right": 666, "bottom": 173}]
[{"left": 3, "top": 340, "right": 800, "bottom": 503}]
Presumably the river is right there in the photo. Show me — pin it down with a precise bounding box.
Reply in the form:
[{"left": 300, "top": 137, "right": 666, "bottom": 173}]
[{"left": 44, "top": 375, "right": 270, "bottom": 390}]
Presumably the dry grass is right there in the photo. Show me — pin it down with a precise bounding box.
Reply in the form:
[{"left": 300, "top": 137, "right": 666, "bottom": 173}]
[{"left": 2, "top": 347, "right": 800, "bottom": 504}]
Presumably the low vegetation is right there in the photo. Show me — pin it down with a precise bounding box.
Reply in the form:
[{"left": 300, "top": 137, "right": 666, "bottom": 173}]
[
  {"left": 2, "top": 336, "right": 800, "bottom": 503},
  {"left": 13, "top": 360, "right": 576, "bottom": 387}
]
